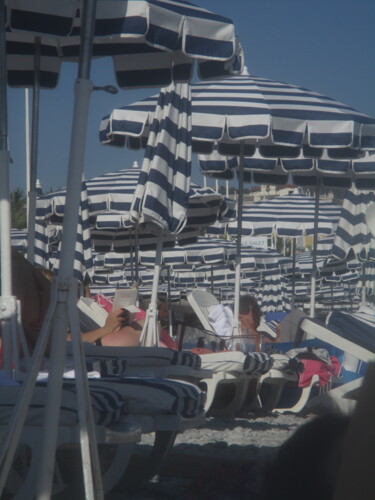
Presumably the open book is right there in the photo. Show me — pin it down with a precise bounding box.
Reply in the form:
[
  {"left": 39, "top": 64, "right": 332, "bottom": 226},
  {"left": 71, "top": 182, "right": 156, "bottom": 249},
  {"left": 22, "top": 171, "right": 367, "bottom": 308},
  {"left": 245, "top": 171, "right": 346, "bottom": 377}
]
[{"left": 113, "top": 288, "right": 139, "bottom": 313}]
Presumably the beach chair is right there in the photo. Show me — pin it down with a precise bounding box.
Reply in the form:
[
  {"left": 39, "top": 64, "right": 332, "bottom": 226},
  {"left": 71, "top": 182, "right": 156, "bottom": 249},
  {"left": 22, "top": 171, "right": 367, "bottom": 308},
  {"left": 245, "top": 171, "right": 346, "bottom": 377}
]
[
  {"left": 299, "top": 309, "right": 375, "bottom": 414},
  {"left": 177, "top": 300, "right": 273, "bottom": 416},
  {"left": 185, "top": 289, "right": 278, "bottom": 416},
  {"left": 0, "top": 373, "right": 206, "bottom": 497},
  {"left": 186, "top": 289, "right": 220, "bottom": 333},
  {"left": 0, "top": 381, "right": 142, "bottom": 499}
]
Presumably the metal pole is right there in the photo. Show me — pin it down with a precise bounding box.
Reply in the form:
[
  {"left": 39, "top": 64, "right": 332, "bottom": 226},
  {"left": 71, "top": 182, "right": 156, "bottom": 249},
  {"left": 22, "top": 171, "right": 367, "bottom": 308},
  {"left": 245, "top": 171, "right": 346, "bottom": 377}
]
[
  {"left": 309, "top": 177, "right": 321, "bottom": 318},
  {"left": 25, "top": 89, "right": 31, "bottom": 225},
  {"left": 27, "top": 37, "right": 41, "bottom": 264},
  {"left": 232, "top": 141, "right": 244, "bottom": 340},
  {"left": 36, "top": 1, "right": 103, "bottom": 498},
  {"left": 0, "top": 0, "right": 17, "bottom": 376},
  {"left": 291, "top": 238, "right": 296, "bottom": 308}
]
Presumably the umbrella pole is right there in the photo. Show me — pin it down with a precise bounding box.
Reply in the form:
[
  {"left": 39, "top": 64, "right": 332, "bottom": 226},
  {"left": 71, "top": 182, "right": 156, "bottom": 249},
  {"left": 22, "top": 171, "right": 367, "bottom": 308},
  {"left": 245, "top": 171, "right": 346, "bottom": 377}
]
[
  {"left": 291, "top": 238, "right": 296, "bottom": 308},
  {"left": 140, "top": 236, "right": 162, "bottom": 346},
  {"left": 35, "top": 1, "right": 104, "bottom": 498},
  {"left": 167, "top": 266, "right": 173, "bottom": 338},
  {"left": 0, "top": 0, "right": 18, "bottom": 377},
  {"left": 309, "top": 177, "right": 321, "bottom": 318},
  {"left": 232, "top": 141, "right": 245, "bottom": 340},
  {"left": 26, "top": 37, "right": 41, "bottom": 264}
]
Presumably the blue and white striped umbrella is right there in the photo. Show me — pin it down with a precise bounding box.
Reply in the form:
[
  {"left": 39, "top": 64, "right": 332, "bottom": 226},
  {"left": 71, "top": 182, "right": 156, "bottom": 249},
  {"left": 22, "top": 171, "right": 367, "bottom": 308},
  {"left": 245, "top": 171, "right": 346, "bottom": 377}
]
[
  {"left": 37, "top": 167, "right": 232, "bottom": 253},
  {"left": 99, "top": 70, "right": 375, "bottom": 322},
  {"left": 101, "top": 72, "right": 375, "bottom": 187},
  {"left": 5, "top": 0, "right": 243, "bottom": 90},
  {"left": 10, "top": 228, "right": 28, "bottom": 253},
  {"left": 227, "top": 193, "right": 341, "bottom": 238},
  {"left": 128, "top": 82, "right": 194, "bottom": 346},
  {"left": 35, "top": 180, "right": 94, "bottom": 282},
  {"left": 329, "top": 187, "right": 375, "bottom": 299},
  {"left": 331, "top": 187, "right": 375, "bottom": 262}
]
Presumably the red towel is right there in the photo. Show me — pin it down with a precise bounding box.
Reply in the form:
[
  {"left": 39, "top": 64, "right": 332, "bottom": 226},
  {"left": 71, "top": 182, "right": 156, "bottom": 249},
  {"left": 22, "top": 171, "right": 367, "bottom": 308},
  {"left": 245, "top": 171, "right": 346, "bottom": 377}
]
[{"left": 298, "top": 356, "right": 341, "bottom": 388}]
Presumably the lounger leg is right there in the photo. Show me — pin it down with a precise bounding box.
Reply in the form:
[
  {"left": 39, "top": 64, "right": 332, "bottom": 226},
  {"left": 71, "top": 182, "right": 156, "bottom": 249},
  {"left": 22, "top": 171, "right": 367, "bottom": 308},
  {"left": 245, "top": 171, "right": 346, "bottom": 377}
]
[
  {"left": 275, "top": 374, "right": 320, "bottom": 414},
  {"left": 115, "top": 430, "right": 177, "bottom": 491}
]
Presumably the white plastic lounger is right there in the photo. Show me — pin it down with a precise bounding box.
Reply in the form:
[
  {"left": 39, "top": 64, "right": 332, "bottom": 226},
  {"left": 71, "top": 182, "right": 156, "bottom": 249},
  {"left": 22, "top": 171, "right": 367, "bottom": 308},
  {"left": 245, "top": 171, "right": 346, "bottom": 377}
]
[
  {"left": 198, "top": 350, "right": 273, "bottom": 416},
  {"left": 258, "top": 356, "right": 320, "bottom": 414},
  {"left": 299, "top": 311, "right": 375, "bottom": 413},
  {"left": 177, "top": 323, "right": 273, "bottom": 415},
  {"left": 0, "top": 383, "right": 142, "bottom": 499},
  {"left": 187, "top": 289, "right": 219, "bottom": 333}
]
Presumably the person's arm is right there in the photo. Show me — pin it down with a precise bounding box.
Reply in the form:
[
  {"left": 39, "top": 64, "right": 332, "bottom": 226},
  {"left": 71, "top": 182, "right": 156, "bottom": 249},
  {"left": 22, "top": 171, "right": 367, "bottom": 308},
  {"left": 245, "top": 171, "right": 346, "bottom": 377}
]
[{"left": 67, "top": 308, "right": 127, "bottom": 343}]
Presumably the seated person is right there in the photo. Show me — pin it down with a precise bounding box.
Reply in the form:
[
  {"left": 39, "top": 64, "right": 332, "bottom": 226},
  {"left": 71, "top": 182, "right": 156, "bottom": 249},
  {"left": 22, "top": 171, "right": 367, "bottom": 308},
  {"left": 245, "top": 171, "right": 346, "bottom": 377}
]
[
  {"left": 71, "top": 307, "right": 145, "bottom": 347},
  {"left": 238, "top": 295, "right": 263, "bottom": 351},
  {"left": 9, "top": 249, "right": 145, "bottom": 351}
]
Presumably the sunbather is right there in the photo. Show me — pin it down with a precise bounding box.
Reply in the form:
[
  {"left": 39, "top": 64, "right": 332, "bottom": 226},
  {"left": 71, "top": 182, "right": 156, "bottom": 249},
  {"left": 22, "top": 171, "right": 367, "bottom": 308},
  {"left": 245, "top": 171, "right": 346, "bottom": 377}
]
[
  {"left": 238, "top": 295, "right": 263, "bottom": 351},
  {"left": 8, "top": 250, "right": 144, "bottom": 351}
]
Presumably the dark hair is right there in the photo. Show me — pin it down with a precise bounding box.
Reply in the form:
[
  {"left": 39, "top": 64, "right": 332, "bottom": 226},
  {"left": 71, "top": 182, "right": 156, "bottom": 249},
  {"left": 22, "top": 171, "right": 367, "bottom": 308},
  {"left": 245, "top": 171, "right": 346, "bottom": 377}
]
[{"left": 238, "top": 295, "right": 262, "bottom": 318}]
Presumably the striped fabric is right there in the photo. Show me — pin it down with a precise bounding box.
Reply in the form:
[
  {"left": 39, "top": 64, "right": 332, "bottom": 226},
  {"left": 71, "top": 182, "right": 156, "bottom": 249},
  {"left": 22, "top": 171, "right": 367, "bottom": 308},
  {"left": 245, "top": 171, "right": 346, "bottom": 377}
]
[
  {"left": 35, "top": 180, "right": 94, "bottom": 281},
  {"left": 10, "top": 228, "right": 28, "bottom": 253},
  {"left": 0, "top": 383, "right": 125, "bottom": 427},
  {"left": 5, "top": 0, "right": 242, "bottom": 89},
  {"left": 227, "top": 193, "right": 341, "bottom": 238},
  {"left": 101, "top": 73, "right": 375, "bottom": 187},
  {"left": 94, "top": 377, "right": 205, "bottom": 419},
  {"left": 36, "top": 168, "right": 231, "bottom": 253},
  {"left": 243, "top": 352, "right": 274, "bottom": 375},
  {"left": 74, "top": 344, "right": 202, "bottom": 370},
  {"left": 327, "top": 309, "right": 375, "bottom": 354},
  {"left": 129, "top": 83, "right": 192, "bottom": 235},
  {"left": 331, "top": 187, "right": 375, "bottom": 261}
]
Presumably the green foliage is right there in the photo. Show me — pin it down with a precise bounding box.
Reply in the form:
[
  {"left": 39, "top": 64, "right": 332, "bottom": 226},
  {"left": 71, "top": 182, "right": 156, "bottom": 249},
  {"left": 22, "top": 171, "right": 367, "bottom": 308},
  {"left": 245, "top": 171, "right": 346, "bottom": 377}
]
[{"left": 11, "top": 188, "right": 27, "bottom": 229}]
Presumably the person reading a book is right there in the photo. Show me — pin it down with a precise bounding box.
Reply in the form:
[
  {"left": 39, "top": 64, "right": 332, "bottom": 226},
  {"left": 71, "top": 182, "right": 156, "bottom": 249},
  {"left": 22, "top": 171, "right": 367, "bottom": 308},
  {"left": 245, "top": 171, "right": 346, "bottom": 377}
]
[
  {"left": 79, "top": 306, "right": 145, "bottom": 347},
  {"left": 8, "top": 250, "right": 145, "bottom": 351}
]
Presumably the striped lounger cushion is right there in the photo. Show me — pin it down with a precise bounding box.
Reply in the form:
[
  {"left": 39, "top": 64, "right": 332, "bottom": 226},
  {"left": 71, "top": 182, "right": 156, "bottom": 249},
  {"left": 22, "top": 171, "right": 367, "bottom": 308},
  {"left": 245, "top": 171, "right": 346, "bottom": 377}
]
[
  {"left": 199, "top": 351, "right": 273, "bottom": 376},
  {"left": 0, "top": 382, "right": 126, "bottom": 427},
  {"left": 77, "top": 344, "right": 202, "bottom": 369},
  {"left": 94, "top": 377, "right": 205, "bottom": 419}
]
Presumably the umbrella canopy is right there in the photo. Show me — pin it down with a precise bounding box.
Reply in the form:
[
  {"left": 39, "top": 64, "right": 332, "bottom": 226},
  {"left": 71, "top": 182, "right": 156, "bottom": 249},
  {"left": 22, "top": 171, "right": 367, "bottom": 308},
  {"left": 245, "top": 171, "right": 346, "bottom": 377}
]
[
  {"left": 227, "top": 192, "right": 342, "bottom": 238},
  {"left": 100, "top": 72, "right": 375, "bottom": 188},
  {"left": 331, "top": 187, "right": 375, "bottom": 262},
  {"left": 5, "top": 0, "right": 243, "bottom": 90},
  {"left": 36, "top": 167, "right": 233, "bottom": 252}
]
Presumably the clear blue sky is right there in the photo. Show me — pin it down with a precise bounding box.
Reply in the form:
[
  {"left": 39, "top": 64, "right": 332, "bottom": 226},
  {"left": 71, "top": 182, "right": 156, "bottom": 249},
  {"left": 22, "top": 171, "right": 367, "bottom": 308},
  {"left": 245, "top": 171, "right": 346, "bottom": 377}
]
[{"left": 7, "top": 0, "right": 375, "bottom": 193}]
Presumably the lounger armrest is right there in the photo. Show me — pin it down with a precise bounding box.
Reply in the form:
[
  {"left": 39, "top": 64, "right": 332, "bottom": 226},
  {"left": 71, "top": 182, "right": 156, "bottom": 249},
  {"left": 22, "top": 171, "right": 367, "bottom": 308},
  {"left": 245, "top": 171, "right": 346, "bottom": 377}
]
[{"left": 300, "top": 318, "right": 374, "bottom": 364}]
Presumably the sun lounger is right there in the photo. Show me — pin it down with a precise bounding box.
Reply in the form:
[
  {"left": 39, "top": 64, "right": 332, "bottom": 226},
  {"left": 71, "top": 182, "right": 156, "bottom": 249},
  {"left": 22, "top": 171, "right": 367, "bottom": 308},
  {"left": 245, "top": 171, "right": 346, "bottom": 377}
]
[
  {"left": 299, "top": 310, "right": 375, "bottom": 413},
  {"left": 176, "top": 323, "right": 273, "bottom": 416},
  {"left": 0, "top": 373, "right": 206, "bottom": 497},
  {"left": 186, "top": 289, "right": 220, "bottom": 333},
  {"left": 0, "top": 382, "right": 142, "bottom": 499},
  {"left": 258, "top": 353, "right": 321, "bottom": 414}
]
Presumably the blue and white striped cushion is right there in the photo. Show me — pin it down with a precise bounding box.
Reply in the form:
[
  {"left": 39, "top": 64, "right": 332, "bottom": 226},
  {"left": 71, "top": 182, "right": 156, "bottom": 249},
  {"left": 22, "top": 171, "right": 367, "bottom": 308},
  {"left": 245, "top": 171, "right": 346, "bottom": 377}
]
[
  {"left": 243, "top": 352, "right": 274, "bottom": 375},
  {"left": 93, "top": 377, "right": 205, "bottom": 419},
  {"left": 0, "top": 383, "right": 126, "bottom": 427},
  {"left": 77, "top": 344, "right": 202, "bottom": 370}
]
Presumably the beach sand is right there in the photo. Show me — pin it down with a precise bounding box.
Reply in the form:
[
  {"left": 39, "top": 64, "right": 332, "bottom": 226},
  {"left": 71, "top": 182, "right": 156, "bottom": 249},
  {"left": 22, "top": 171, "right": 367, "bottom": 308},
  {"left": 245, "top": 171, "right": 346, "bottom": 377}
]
[{"left": 110, "top": 412, "right": 315, "bottom": 499}]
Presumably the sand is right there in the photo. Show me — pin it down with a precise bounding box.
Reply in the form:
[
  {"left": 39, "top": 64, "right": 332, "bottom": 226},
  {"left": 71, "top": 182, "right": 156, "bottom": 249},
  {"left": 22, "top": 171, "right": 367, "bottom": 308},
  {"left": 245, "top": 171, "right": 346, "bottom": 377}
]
[{"left": 111, "top": 411, "right": 315, "bottom": 499}]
